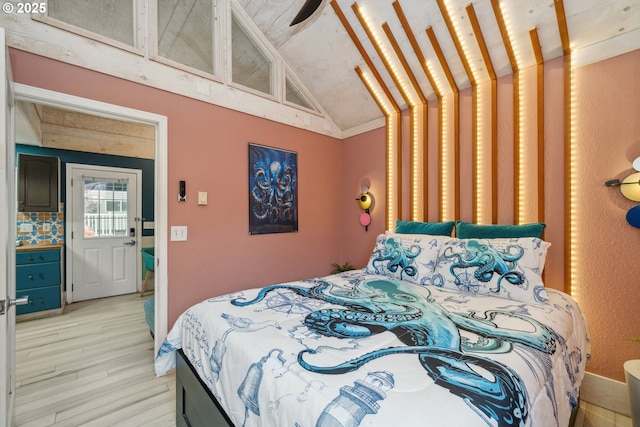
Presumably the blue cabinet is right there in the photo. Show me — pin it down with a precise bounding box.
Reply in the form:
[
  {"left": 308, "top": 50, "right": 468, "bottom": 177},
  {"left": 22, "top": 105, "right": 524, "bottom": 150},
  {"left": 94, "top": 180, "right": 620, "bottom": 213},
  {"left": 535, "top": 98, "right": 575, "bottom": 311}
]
[{"left": 16, "top": 248, "right": 62, "bottom": 315}]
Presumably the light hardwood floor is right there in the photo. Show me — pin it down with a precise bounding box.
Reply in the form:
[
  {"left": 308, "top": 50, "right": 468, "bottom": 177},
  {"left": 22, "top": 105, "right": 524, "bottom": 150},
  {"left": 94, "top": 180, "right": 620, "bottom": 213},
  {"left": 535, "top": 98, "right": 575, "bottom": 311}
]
[
  {"left": 575, "top": 402, "right": 633, "bottom": 427},
  {"left": 14, "top": 293, "right": 632, "bottom": 427},
  {"left": 14, "top": 293, "right": 175, "bottom": 426}
]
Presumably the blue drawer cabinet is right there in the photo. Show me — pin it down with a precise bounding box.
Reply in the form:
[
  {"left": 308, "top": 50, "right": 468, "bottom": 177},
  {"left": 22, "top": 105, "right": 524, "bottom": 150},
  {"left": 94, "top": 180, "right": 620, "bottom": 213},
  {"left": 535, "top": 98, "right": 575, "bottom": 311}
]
[{"left": 16, "top": 248, "right": 62, "bottom": 315}]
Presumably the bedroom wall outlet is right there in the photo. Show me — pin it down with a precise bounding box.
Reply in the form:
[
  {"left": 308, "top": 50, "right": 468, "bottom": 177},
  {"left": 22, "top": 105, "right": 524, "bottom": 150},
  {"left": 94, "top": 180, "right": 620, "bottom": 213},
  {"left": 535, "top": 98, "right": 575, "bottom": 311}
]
[
  {"left": 170, "top": 226, "right": 188, "bottom": 241},
  {"left": 198, "top": 192, "right": 208, "bottom": 206}
]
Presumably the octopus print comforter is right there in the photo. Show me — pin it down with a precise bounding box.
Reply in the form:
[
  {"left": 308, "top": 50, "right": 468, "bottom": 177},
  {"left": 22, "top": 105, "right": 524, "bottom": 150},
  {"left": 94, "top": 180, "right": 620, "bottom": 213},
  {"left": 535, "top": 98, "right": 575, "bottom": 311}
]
[{"left": 155, "top": 270, "right": 590, "bottom": 427}]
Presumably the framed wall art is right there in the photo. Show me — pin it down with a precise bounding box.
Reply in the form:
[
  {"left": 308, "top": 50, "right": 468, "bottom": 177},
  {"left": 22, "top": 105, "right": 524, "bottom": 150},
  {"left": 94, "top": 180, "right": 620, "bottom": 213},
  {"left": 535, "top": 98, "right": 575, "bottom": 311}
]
[{"left": 248, "top": 143, "right": 298, "bottom": 235}]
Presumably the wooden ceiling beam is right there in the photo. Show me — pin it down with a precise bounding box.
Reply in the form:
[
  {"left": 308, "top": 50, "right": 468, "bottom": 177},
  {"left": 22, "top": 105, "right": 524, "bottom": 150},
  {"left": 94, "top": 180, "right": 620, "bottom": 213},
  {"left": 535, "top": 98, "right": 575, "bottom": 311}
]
[
  {"left": 382, "top": 21, "right": 428, "bottom": 221},
  {"left": 554, "top": 0, "right": 572, "bottom": 55},
  {"left": 329, "top": 0, "right": 400, "bottom": 112},
  {"left": 530, "top": 27, "right": 545, "bottom": 224},
  {"left": 426, "top": 25, "right": 460, "bottom": 222},
  {"left": 553, "top": 0, "right": 574, "bottom": 294},
  {"left": 436, "top": 0, "right": 475, "bottom": 87},
  {"left": 392, "top": 0, "right": 441, "bottom": 221},
  {"left": 466, "top": 3, "right": 496, "bottom": 81},
  {"left": 355, "top": 66, "right": 393, "bottom": 115},
  {"left": 490, "top": 0, "right": 517, "bottom": 72},
  {"left": 467, "top": 2, "right": 498, "bottom": 223},
  {"left": 392, "top": 1, "right": 441, "bottom": 98},
  {"left": 381, "top": 22, "right": 427, "bottom": 105},
  {"left": 425, "top": 27, "right": 459, "bottom": 95},
  {"left": 530, "top": 27, "right": 544, "bottom": 65},
  {"left": 351, "top": 2, "right": 412, "bottom": 107}
]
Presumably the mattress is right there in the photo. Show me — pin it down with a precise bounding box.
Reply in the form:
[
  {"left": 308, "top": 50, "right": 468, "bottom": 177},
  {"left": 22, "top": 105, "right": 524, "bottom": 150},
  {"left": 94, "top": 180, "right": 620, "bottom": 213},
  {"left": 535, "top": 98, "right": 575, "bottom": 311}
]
[{"left": 156, "top": 270, "right": 589, "bottom": 427}]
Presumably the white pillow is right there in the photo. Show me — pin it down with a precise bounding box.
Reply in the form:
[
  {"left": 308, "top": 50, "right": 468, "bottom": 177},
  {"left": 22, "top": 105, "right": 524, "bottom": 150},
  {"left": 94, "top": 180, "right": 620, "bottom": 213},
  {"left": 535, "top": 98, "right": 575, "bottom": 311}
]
[
  {"left": 430, "top": 237, "right": 550, "bottom": 303},
  {"left": 364, "top": 233, "right": 448, "bottom": 285}
]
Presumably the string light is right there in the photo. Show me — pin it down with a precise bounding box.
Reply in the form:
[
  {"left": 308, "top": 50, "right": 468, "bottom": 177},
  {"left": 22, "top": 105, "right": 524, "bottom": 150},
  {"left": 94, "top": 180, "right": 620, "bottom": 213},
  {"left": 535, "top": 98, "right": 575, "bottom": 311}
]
[{"left": 356, "top": 67, "right": 398, "bottom": 231}]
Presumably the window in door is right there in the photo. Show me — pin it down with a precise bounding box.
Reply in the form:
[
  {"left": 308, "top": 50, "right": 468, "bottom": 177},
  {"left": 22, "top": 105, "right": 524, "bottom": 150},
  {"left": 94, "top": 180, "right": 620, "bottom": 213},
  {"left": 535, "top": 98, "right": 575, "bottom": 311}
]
[{"left": 83, "top": 178, "right": 129, "bottom": 238}]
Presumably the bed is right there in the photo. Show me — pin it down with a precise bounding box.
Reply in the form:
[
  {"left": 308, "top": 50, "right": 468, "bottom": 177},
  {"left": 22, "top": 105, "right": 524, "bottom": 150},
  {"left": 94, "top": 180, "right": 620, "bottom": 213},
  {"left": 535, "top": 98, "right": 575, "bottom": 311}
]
[{"left": 156, "top": 232, "right": 590, "bottom": 426}]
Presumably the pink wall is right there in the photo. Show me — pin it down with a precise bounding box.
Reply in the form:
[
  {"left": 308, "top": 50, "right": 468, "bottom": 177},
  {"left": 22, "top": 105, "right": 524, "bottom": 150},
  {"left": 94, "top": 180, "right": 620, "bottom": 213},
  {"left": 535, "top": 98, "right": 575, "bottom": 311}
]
[
  {"left": 542, "top": 57, "right": 567, "bottom": 292},
  {"left": 572, "top": 49, "right": 640, "bottom": 381},
  {"left": 496, "top": 73, "right": 515, "bottom": 223},
  {"left": 9, "top": 49, "right": 343, "bottom": 325},
  {"left": 339, "top": 127, "right": 386, "bottom": 269}
]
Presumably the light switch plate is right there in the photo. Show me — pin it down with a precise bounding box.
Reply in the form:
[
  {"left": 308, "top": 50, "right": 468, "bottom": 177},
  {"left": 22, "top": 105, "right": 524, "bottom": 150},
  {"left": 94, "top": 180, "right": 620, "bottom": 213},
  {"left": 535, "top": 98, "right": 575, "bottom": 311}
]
[
  {"left": 198, "top": 192, "right": 208, "bottom": 206},
  {"left": 19, "top": 223, "right": 32, "bottom": 232},
  {"left": 170, "top": 226, "right": 188, "bottom": 241}
]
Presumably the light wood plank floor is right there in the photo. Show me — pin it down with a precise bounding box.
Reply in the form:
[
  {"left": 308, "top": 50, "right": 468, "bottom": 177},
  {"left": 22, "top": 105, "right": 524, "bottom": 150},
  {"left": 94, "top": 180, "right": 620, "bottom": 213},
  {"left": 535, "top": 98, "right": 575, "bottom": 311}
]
[
  {"left": 14, "top": 293, "right": 632, "bottom": 427},
  {"left": 574, "top": 402, "right": 632, "bottom": 427},
  {"left": 14, "top": 293, "right": 176, "bottom": 426}
]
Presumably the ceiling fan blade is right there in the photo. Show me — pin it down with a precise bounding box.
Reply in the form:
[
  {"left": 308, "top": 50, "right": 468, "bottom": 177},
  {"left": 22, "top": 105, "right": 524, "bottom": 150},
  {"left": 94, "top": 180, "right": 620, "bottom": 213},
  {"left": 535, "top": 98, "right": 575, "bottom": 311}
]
[{"left": 290, "top": 0, "right": 323, "bottom": 26}]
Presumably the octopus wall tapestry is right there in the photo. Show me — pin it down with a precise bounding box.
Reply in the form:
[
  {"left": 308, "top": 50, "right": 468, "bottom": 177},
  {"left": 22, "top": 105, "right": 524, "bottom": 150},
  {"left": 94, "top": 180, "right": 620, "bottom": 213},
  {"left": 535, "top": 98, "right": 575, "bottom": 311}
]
[{"left": 248, "top": 143, "right": 298, "bottom": 234}]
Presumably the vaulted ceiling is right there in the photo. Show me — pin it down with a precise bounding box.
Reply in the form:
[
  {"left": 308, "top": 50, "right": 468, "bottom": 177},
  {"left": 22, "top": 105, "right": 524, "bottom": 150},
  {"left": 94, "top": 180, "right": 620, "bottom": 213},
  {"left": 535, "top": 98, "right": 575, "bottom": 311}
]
[
  {"left": 6, "top": 1, "right": 640, "bottom": 137},
  {"left": 238, "top": 0, "right": 640, "bottom": 132}
]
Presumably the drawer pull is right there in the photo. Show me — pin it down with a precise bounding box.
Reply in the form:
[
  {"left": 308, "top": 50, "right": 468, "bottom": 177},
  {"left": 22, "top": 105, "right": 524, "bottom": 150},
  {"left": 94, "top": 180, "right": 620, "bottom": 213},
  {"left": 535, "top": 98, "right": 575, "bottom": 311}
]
[{"left": 28, "top": 275, "right": 33, "bottom": 280}]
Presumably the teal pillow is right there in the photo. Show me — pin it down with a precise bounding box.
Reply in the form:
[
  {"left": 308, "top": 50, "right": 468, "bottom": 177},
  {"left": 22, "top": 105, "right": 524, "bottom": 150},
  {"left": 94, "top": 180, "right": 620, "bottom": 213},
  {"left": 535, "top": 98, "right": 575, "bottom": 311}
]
[
  {"left": 455, "top": 221, "right": 546, "bottom": 239},
  {"left": 395, "top": 220, "right": 455, "bottom": 236}
]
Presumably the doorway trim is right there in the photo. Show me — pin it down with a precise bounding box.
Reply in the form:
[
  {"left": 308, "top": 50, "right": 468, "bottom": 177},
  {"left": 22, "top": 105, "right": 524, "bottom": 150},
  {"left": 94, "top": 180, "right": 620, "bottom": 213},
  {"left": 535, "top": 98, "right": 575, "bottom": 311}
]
[{"left": 13, "top": 82, "right": 168, "bottom": 354}]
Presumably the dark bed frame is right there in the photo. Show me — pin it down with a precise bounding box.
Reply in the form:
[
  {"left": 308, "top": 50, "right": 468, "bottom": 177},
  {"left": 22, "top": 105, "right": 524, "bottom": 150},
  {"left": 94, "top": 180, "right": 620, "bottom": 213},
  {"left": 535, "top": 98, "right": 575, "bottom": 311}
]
[
  {"left": 176, "top": 348, "right": 580, "bottom": 427},
  {"left": 176, "top": 349, "right": 234, "bottom": 427}
]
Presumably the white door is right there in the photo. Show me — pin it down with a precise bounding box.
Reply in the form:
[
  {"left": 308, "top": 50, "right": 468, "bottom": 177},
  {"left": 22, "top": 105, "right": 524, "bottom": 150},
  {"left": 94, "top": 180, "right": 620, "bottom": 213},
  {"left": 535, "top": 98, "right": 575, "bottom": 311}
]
[
  {"left": 1, "top": 27, "right": 17, "bottom": 427},
  {"left": 68, "top": 164, "right": 141, "bottom": 302}
]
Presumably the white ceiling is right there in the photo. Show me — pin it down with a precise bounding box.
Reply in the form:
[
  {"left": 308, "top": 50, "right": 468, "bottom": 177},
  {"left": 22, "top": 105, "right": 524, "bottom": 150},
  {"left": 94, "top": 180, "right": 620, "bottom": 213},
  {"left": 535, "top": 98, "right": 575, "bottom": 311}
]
[{"left": 236, "top": 0, "right": 640, "bottom": 132}]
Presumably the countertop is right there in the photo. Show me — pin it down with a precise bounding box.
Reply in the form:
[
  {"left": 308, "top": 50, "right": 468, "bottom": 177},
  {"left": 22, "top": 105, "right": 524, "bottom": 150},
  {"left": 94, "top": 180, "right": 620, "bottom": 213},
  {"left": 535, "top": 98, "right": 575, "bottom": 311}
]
[{"left": 16, "top": 244, "right": 64, "bottom": 252}]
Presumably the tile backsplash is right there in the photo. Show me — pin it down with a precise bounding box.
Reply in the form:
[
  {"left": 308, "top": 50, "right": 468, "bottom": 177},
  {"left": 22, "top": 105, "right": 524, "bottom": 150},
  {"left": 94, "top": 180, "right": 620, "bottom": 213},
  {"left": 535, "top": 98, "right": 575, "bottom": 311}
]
[{"left": 17, "top": 212, "right": 65, "bottom": 246}]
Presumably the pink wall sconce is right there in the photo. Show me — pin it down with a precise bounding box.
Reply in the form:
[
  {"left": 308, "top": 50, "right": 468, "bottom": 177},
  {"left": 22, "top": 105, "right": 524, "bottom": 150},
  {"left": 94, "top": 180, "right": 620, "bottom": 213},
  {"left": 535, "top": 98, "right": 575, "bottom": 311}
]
[
  {"left": 606, "top": 156, "right": 640, "bottom": 228},
  {"left": 357, "top": 185, "right": 372, "bottom": 231}
]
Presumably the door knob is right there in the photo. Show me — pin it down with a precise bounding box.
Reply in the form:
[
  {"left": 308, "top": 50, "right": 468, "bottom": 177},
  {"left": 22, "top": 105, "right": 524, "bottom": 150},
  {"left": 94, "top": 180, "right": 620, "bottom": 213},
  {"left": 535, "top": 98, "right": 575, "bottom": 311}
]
[
  {"left": 124, "top": 240, "right": 136, "bottom": 246},
  {"left": 0, "top": 296, "right": 29, "bottom": 315},
  {"left": 12, "top": 296, "right": 29, "bottom": 306}
]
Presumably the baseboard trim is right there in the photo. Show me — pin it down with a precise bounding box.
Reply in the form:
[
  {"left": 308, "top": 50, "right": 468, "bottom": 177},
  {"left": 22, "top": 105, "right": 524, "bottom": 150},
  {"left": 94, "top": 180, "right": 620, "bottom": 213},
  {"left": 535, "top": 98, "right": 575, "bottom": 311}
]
[{"left": 580, "top": 371, "right": 630, "bottom": 416}]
